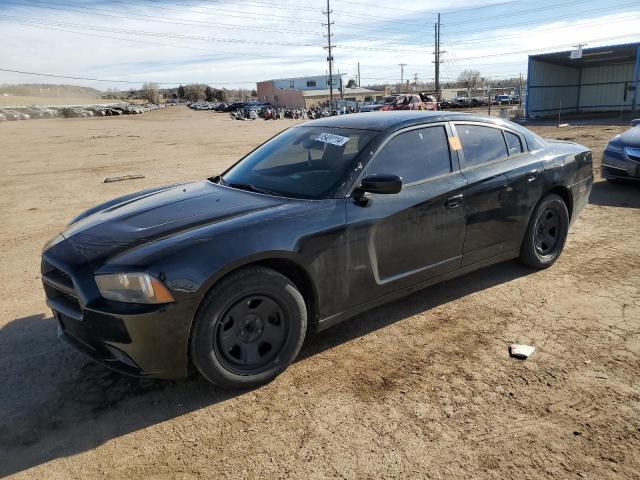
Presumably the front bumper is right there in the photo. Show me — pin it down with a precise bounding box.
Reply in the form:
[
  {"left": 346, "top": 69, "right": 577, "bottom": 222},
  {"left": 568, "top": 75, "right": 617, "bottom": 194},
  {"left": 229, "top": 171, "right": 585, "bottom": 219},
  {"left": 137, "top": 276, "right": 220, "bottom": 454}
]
[
  {"left": 42, "top": 249, "right": 200, "bottom": 379},
  {"left": 53, "top": 299, "right": 199, "bottom": 379},
  {"left": 569, "top": 175, "right": 593, "bottom": 226},
  {"left": 602, "top": 151, "right": 640, "bottom": 181}
]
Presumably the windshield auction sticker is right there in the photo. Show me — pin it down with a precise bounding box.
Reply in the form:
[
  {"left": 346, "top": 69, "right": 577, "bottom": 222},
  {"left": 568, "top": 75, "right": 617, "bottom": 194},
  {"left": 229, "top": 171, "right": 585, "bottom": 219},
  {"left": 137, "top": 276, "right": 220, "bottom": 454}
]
[{"left": 315, "top": 133, "right": 350, "bottom": 147}]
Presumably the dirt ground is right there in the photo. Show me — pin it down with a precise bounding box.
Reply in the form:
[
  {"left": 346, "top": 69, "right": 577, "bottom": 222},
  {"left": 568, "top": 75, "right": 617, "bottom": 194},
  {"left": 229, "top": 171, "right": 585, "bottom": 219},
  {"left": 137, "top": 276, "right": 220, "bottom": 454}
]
[{"left": 1, "top": 107, "right": 639, "bottom": 479}]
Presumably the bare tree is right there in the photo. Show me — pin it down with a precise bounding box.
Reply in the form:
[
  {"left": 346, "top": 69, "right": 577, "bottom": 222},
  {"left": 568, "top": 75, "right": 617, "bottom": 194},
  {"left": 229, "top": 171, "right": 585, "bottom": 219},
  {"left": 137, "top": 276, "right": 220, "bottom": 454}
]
[
  {"left": 457, "top": 69, "right": 482, "bottom": 91},
  {"left": 184, "top": 84, "right": 206, "bottom": 102},
  {"left": 141, "top": 82, "right": 161, "bottom": 104}
]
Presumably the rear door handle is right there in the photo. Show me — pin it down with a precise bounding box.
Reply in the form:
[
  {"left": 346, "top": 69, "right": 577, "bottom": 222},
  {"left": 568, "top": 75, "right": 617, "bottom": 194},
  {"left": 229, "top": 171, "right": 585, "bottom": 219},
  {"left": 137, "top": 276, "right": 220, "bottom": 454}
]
[
  {"left": 526, "top": 170, "right": 539, "bottom": 182},
  {"left": 445, "top": 194, "right": 464, "bottom": 208}
]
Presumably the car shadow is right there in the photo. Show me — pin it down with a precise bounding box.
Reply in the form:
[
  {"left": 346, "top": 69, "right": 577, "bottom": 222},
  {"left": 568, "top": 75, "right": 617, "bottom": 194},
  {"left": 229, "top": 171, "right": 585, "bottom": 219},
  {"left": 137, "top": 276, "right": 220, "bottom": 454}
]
[
  {"left": 0, "top": 259, "right": 532, "bottom": 477},
  {"left": 589, "top": 179, "right": 640, "bottom": 208}
]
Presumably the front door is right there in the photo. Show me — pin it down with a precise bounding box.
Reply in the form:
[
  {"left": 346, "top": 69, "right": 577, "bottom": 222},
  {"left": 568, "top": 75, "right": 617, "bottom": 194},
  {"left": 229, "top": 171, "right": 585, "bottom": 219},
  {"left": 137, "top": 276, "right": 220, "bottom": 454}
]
[{"left": 346, "top": 124, "right": 467, "bottom": 307}]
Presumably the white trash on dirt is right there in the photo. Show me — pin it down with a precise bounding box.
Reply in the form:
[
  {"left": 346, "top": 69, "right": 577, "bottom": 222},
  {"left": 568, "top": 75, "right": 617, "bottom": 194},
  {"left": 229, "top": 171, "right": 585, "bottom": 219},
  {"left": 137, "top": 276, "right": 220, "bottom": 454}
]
[{"left": 509, "top": 344, "right": 536, "bottom": 360}]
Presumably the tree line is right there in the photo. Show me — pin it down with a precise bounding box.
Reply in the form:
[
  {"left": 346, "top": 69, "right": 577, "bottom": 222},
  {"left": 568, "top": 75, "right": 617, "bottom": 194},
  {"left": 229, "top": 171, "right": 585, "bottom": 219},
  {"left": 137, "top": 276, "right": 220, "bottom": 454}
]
[{"left": 141, "top": 82, "right": 257, "bottom": 103}]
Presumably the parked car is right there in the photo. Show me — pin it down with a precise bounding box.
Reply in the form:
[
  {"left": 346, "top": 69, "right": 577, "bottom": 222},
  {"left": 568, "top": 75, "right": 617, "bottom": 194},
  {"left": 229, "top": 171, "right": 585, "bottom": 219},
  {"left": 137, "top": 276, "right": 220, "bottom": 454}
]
[
  {"left": 385, "top": 93, "right": 423, "bottom": 111},
  {"left": 495, "top": 94, "right": 513, "bottom": 105},
  {"left": 360, "top": 95, "right": 398, "bottom": 112},
  {"left": 420, "top": 94, "right": 439, "bottom": 111},
  {"left": 41, "top": 111, "right": 593, "bottom": 389},
  {"left": 602, "top": 124, "right": 640, "bottom": 182},
  {"left": 2, "top": 109, "right": 30, "bottom": 120}
]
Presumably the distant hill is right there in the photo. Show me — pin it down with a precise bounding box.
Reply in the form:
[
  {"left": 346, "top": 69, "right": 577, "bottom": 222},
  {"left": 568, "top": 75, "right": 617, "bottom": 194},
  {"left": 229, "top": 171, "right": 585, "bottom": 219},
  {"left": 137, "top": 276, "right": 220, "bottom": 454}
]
[{"left": 0, "top": 83, "right": 103, "bottom": 98}]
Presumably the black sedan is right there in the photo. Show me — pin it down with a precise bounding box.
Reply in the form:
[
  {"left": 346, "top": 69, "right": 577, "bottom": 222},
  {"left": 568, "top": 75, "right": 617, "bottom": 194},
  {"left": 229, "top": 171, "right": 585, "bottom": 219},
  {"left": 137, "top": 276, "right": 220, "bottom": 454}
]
[
  {"left": 602, "top": 124, "right": 640, "bottom": 182},
  {"left": 41, "top": 112, "right": 593, "bottom": 389}
]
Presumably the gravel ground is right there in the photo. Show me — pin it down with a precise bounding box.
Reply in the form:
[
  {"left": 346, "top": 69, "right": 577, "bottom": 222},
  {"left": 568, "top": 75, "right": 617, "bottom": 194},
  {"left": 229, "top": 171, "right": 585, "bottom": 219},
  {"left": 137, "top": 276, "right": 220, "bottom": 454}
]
[{"left": 0, "top": 107, "right": 638, "bottom": 479}]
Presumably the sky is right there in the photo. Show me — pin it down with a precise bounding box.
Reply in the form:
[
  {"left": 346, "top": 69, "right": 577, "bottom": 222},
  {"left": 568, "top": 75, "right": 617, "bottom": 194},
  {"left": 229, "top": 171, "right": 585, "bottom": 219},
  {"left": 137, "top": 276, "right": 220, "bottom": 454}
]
[{"left": 0, "top": 0, "right": 639, "bottom": 90}]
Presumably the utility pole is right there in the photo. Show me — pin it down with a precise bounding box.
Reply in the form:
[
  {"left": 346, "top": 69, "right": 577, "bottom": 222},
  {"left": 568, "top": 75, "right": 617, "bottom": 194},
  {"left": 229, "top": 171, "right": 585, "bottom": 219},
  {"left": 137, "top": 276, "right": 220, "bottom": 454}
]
[
  {"left": 357, "top": 62, "right": 361, "bottom": 87},
  {"left": 398, "top": 63, "right": 407, "bottom": 93},
  {"left": 519, "top": 73, "right": 524, "bottom": 109},
  {"left": 434, "top": 13, "right": 441, "bottom": 99},
  {"left": 322, "top": 0, "right": 335, "bottom": 107},
  {"left": 413, "top": 73, "right": 418, "bottom": 91}
]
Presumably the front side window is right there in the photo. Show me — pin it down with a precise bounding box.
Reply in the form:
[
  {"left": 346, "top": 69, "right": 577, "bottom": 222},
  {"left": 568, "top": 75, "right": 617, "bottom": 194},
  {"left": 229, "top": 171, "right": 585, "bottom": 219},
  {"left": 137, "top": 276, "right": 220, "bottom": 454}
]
[
  {"left": 222, "top": 127, "right": 376, "bottom": 199},
  {"left": 457, "top": 124, "right": 508, "bottom": 168},
  {"left": 366, "top": 126, "right": 451, "bottom": 185}
]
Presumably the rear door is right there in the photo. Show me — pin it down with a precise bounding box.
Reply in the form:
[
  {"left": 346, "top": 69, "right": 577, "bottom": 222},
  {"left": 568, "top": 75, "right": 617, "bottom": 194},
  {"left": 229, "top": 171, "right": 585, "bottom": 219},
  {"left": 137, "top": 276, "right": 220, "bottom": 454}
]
[
  {"left": 345, "top": 123, "right": 467, "bottom": 306},
  {"left": 451, "top": 122, "right": 542, "bottom": 266}
]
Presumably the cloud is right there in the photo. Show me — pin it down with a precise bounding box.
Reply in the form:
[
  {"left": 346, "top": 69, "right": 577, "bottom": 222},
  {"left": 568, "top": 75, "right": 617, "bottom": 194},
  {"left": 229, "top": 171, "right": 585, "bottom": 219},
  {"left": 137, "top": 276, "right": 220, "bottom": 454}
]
[{"left": 0, "top": 0, "right": 637, "bottom": 89}]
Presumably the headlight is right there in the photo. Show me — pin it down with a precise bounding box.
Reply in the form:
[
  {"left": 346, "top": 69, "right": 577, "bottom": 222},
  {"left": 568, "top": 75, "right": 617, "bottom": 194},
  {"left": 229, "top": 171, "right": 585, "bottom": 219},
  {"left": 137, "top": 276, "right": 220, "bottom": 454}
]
[
  {"left": 605, "top": 142, "right": 623, "bottom": 153},
  {"left": 95, "top": 273, "right": 174, "bottom": 304},
  {"left": 625, "top": 147, "right": 640, "bottom": 161}
]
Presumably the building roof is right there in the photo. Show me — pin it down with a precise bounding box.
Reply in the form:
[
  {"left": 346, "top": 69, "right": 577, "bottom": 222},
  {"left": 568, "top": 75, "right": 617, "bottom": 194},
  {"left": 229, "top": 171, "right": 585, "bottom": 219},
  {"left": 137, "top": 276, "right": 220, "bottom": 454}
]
[
  {"left": 301, "top": 87, "right": 382, "bottom": 97},
  {"left": 259, "top": 73, "right": 347, "bottom": 83},
  {"left": 529, "top": 42, "right": 640, "bottom": 68}
]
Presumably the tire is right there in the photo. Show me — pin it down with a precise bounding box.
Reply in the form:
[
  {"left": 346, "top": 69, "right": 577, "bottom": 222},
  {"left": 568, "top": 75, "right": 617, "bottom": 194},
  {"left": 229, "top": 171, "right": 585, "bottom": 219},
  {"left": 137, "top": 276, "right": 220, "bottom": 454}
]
[
  {"left": 190, "top": 266, "right": 307, "bottom": 389},
  {"left": 519, "top": 193, "right": 569, "bottom": 269}
]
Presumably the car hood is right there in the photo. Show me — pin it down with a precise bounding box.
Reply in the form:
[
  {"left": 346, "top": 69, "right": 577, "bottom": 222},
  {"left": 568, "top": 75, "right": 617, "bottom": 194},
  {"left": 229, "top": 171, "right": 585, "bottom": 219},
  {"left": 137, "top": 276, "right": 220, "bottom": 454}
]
[
  {"left": 60, "top": 180, "right": 287, "bottom": 265},
  {"left": 615, "top": 126, "right": 640, "bottom": 147}
]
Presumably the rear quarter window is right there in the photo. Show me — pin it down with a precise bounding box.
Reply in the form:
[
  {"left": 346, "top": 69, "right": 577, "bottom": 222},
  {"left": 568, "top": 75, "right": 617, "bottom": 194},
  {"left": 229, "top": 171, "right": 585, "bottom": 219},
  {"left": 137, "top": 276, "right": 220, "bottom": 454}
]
[
  {"left": 457, "top": 124, "right": 508, "bottom": 168},
  {"left": 505, "top": 131, "right": 523, "bottom": 155}
]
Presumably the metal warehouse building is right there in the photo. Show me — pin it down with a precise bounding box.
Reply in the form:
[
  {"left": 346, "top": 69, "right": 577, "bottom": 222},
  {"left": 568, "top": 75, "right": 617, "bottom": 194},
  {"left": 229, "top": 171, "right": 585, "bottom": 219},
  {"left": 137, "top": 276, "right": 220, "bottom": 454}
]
[{"left": 526, "top": 42, "right": 640, "bottom": 119}]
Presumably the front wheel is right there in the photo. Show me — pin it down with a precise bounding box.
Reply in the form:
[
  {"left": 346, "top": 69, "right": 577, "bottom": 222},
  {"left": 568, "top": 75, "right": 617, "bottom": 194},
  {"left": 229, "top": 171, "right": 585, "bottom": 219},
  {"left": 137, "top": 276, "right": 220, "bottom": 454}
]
[
  {"left": 190, "top": 267, "right": 307, "bottom": 389},
  {"left": 519, "top": 193, "right": 569, "bottom": 269}
]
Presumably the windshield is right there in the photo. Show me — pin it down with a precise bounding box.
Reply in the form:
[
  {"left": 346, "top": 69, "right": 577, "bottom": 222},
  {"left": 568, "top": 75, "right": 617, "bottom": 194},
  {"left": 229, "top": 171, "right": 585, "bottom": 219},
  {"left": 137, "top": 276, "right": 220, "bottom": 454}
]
[{"left": 221, "top": 126, "right": 377, "bottom": 199}]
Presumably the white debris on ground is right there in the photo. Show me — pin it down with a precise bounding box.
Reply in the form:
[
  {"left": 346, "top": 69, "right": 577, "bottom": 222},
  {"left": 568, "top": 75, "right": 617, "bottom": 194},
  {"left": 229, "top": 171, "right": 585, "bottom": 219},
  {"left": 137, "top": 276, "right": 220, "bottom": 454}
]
[{"left": 509, "top": 344, "right": 536, "bottom": 360}]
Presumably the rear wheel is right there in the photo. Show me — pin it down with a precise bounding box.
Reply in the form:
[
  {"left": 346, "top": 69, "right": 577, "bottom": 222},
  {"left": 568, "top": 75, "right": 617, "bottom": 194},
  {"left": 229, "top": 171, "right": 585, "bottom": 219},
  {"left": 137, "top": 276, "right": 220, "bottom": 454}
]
[
  {"left": 519, "top": 193, "right": 569, "bottom": 269},
  {"left": 190, "top": 267, "right": 307, "bottom": 389}
]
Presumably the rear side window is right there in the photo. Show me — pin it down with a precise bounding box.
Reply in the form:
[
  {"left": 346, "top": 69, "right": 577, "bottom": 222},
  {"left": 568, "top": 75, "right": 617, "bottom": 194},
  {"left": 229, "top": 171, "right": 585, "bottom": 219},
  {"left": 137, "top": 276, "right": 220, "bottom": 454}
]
[
  {"left": 505, "top": 131, "right": 523, "bottom": 155},
  {"left": 457, "top": 124, "right": 508, "bottom": 168},
  {"left": 367, "top": 126, "right": 451, "bottom": 184}
]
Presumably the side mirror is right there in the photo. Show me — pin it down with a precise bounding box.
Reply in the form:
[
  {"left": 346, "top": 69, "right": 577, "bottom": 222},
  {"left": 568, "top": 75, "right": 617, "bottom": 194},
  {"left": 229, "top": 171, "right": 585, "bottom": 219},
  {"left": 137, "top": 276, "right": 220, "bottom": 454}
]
[{"left": 355, "top": 174, "right": 402, "bottom": 196}]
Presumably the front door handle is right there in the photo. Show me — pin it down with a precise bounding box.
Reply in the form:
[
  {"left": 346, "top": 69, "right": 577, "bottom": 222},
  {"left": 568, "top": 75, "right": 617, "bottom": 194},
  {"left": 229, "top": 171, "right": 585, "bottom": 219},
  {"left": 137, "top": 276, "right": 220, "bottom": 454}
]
[
  {"left": 526, "top": 170, "right": 539, "bottom": 182},
  {"left": 445, "top": 194, "right": 464, "bottom": 208}
]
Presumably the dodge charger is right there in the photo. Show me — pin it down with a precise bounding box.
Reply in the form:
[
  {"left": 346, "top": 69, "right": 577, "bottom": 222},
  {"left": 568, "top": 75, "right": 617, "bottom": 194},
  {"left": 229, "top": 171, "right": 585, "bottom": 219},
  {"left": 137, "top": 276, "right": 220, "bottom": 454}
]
[{"left": 41, "top": 112, "right": 593, "bottom": 389}]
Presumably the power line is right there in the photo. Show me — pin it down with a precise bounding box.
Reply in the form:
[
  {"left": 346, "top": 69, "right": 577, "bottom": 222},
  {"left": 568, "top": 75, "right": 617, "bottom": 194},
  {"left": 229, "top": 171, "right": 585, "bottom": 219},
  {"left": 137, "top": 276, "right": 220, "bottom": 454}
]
[
  {"left": 0, "top": 18, "right": 325, "bottom": 63},
  {"left": 0, "top": 13, "right": 429, "bottom": 53},
  {"left": 445, "top": 12, "right": 640, "bottom": 46},
  {"left": 3, "top": 0, "right": 320, "bottom": 35},
  {"left": 446, "top": 33, "right": 640, "bottom": 62},
  {"left": 0, "top": 67, "right": 257, "bottom": 85},
  {"left": 444, "top": 2, "right": 640, "bottom": 34},
  {"left": 4, "top": 0, "right": 428, "bottom": 45},
  {"left": 443, "top": 0, "right": 596, "bottom": 25}
]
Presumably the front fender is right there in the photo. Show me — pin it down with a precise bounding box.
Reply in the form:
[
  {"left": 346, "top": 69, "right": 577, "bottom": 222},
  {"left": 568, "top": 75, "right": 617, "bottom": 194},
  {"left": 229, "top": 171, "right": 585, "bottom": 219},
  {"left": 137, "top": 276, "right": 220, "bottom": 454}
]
[{"left": 105, "top": 199, "right": 349, "bottom": 320}]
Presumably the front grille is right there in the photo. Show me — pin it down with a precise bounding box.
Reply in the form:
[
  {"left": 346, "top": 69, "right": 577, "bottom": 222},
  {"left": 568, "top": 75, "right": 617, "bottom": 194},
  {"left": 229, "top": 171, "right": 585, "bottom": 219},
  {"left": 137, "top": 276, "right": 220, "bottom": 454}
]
[
  {"left": 603, "top": 165, "right": 631, "bottom": 178},
  {"left": 42, "top": 260, "right": 82, "bottom": 320},
  {"left": 42, "top": 260, "right": 73, "bottom": 288}
]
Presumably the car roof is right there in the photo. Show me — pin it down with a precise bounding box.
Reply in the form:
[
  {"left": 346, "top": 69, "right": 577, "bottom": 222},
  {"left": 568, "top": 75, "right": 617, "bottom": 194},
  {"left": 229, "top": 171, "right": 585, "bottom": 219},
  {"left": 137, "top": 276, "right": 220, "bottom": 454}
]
[{"left": 296, "top": 111, "right": 525, "bottom": 133}]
